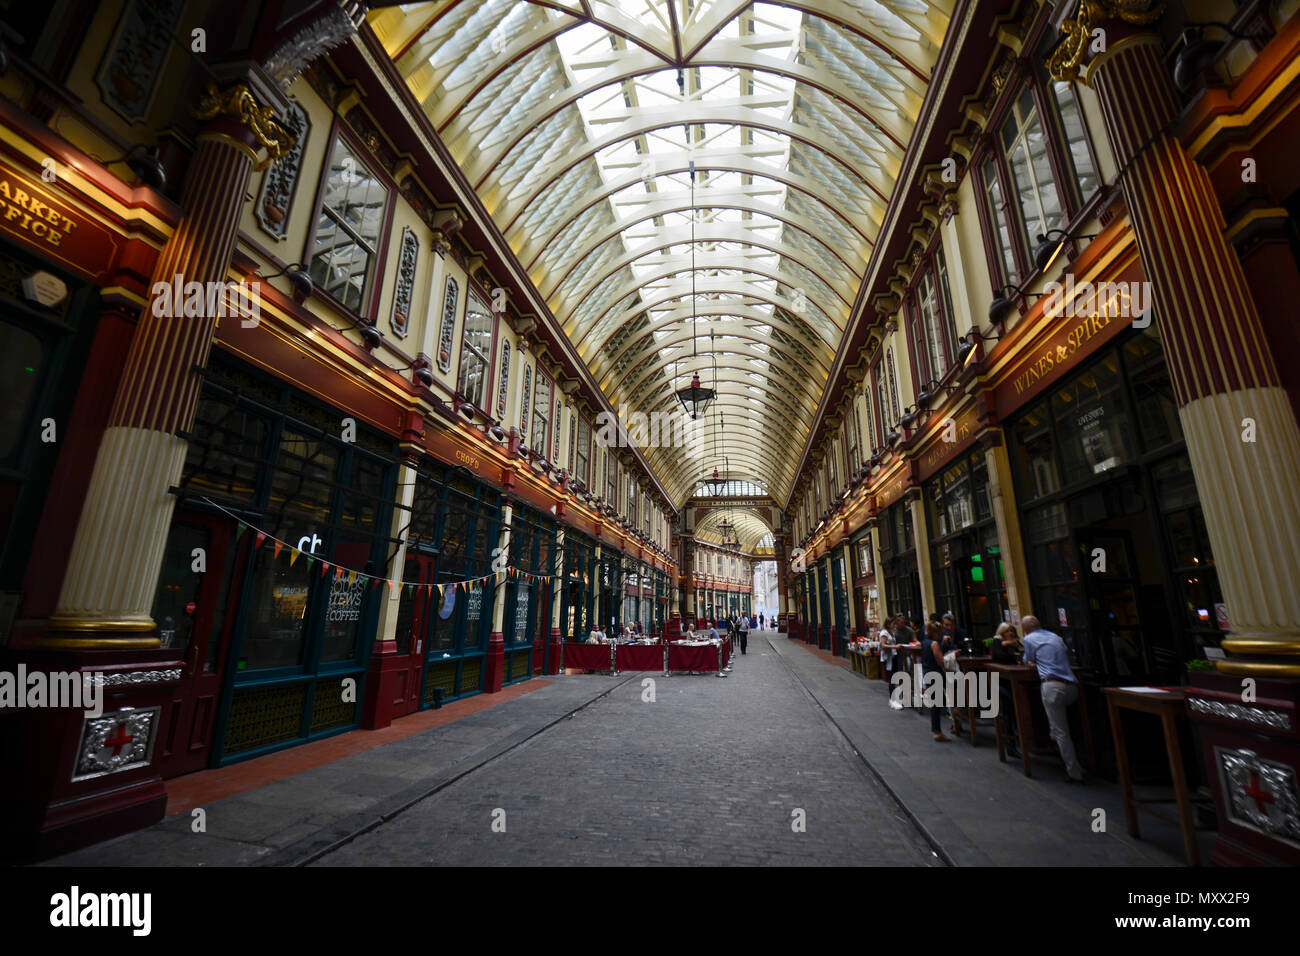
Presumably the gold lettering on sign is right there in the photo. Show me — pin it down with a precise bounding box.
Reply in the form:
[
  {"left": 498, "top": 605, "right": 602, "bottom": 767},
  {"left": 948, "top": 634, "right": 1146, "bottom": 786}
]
[
  {"left": 454, "top": 450, "right": 480, "bottom": 471},
  {"left": 1013, "top": 311, "right": 1115, "bottom": 397},
  {"left": 0, "top": 177, "right": 79, "bottom": 248}
]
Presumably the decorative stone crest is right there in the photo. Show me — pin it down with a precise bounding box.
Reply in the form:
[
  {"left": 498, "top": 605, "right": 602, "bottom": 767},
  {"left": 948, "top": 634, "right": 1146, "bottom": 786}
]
[
  {"left": 520, "top": 364, "right": 532, "bottom": 437},
  {"left": 390, "top": 227, "right": 418, "bottom": 338},
  {"left": 96, "top": 0, "right": 184, "bottom": 122},
  {"left": 1218, "top": 747, "right": 1300, "bottom": 846},
  {"left": 256, "top": 99, "right": 310, "bottom": 239},
  {"left": 72, "top": 706, "right": 160, "bottom": 782},
  {"left": 437, "top": 277, "right": 458, "bottom": 372},
  {"left": 497, "top": 339, "right": 512, "bottom": 419}
]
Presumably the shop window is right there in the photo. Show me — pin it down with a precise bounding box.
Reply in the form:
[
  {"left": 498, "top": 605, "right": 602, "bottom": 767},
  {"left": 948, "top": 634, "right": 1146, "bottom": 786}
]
[
  {"left": 458, "top": 290, "right": 494, "bottom": 409},
  {"left": 1051, "top": 352, "right": 1134, "bottom": 485},
  {"left": 0, "top": 322, "right": 44, "bottom": 463},
  {"left": 981, "top": 155, "right": 1020, "bottom": 287},
  {"left": 1125, "top": 326, "right": 1183, "bottom": 451},
  {"left": 308, "top": 137, "right": 389, "bottom": 313},
  {"left": 1001, "top": 88, "right": 1065, "bottom": 259},
  {"left": 1038, "top": 36, "right": 1100, "bottom": 204},
  {"left": 574, "top": 416, "right": 590, "bottom": 485}
]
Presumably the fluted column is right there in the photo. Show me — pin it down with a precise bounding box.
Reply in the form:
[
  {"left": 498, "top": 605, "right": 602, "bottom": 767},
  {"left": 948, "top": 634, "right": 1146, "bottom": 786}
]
[
  {"left": 1052, "top": 12, "right": 1300, "bottom": 674},
  {"left": 47, "top": 84, "right": 292, "bottom": 646}
]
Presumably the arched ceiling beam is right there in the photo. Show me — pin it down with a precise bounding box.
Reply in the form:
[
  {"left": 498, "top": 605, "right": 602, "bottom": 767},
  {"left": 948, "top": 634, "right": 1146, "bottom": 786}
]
[
  {"left": 537, "top": 195, "right": 868, "bottom": 302},
  {"left": 475, "top": 106, "right": 890, "bottom": 215},
  {"left": 515, "top": 161, "right": 882, "bottom": 267},
  {"left": 551, "top": 223, "right": 859, "bottom": 320},
  {"left": 567, "top": 255, "right": 851, "bottom": 342},
  {"left": 452, "top": 41, "right": 914, "bottom": 186},
  {"left": 580, "top": 283, "right": 837, "bottom": 366}
]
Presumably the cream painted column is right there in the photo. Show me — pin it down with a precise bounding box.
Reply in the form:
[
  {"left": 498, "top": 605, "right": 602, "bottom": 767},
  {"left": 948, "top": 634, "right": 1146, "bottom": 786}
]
[
  {"left": 841, "top": 540, "right": 858, "bottom": 635},
  {"left": 373, "top": 458, "right": 420, "bottom": 644},
  {"left": 48, "top": 84, "right": 292, "bottom": 646},
  {"left": 1056, "top": 18, "right": 1300, "bottom": 673},
  {"left": 909, "top": 492, "right": 936, "bottom": 620},
  {"left": 983, "top": 437, "right": 1032, "bottom": 626},
  {"left": 869, "top": 520, "right": 888, "bottom": 627}
]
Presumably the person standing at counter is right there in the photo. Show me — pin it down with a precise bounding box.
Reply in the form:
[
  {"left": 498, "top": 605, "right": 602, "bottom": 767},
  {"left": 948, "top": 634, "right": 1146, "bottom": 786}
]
[
  {"left": 990, "top": 622, "right": 1022, "bottom": 759},
  {"left": 1021, "top": 616, "right": 1085, "bottom": 783}
]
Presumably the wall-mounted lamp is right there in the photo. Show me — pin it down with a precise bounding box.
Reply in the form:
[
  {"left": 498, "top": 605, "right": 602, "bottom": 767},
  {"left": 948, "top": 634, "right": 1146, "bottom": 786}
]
[
  {"left": 100, "top": 143, "right": 167, "bottom": 191},
  {"left": 408, "top": 355, "right": 434, "bottom": 388},
  {"left": 1032, "top": 229, "right": 1097, "bottom": 274},
  {"left": 915, "top": 378, "right": 960, "bottom": 408},
  {"left": 987, "top": 284, "right": 1042, "bottom": 326},
  {"left": 956, "top": 327, "right": 1004, "bottom": 367},
  {"left": 1174, "top": 22, "right": 1262, "bottom": 91},
  {"left": 263, "top": 262, "right": 314, "bottom": 301}
]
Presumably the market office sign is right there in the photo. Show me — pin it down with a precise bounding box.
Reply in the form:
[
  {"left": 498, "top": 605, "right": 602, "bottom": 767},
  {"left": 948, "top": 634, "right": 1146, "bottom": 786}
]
[{"left": 0, "top": 161, "right": 119, "bottom": 281}]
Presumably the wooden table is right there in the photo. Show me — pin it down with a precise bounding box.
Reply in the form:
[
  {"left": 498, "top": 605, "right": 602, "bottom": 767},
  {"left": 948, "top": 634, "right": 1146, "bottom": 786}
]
[
  {"left": 987, "top": 663, "right": 1095, "bottom": 778},
  {"left": 1103, "top": 686, "right": 1201, "bottom": 866}
]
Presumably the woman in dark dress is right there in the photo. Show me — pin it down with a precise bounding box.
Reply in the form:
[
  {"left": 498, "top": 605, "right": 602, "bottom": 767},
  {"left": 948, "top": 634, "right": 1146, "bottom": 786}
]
[{"left": 921, "top": 620, "right": 949, "bottom": 742}]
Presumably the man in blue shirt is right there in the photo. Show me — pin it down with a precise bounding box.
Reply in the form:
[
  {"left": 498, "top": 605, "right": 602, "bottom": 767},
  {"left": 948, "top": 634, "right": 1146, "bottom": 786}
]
[{"left": 1021, "top": 615, "right": 1085, "bottom": 783}]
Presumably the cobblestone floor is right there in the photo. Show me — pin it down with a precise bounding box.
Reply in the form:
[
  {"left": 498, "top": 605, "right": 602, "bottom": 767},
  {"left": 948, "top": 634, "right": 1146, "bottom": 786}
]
[{"left": 313, "top": 643, "right": 941, "bottom": 867}]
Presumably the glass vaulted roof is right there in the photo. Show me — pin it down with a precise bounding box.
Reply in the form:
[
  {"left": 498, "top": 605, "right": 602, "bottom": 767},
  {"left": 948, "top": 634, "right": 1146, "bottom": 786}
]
[{"left": 369, "top": 0, "right": 952, "bottom": 507}]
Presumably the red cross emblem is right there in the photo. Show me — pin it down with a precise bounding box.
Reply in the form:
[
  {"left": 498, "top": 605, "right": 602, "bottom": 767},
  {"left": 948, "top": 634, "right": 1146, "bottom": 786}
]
[
  {"left": 1243, "top": 770, "right": 1275, "bottom": 814},
  {"left": 102, "top": 722, "right": 135, "bottom": 757}
]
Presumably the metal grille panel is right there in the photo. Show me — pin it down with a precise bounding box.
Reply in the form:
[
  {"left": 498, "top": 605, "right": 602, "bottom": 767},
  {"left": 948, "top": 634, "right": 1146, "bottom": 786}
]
[{"left": 223, "top": 684, "right": 307, "bottom": 756}]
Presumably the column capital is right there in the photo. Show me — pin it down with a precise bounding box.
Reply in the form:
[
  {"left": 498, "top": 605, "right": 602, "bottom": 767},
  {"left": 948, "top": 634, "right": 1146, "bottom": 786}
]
[
  {"left": 1048, "top": 0, "right": 1166, "bottom": 85},
  {"left": 193, "top": 82, "right": 296, "bottom": 170}
]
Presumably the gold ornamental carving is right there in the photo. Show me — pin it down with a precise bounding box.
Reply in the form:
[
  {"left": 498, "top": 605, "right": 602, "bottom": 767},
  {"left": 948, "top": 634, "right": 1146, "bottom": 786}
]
[
  {"left": 194, "top": 83, "right": 296, "bottom": 170},
  {"left": 1048, "top": 0, "right": 1165, "bottom": 83}
]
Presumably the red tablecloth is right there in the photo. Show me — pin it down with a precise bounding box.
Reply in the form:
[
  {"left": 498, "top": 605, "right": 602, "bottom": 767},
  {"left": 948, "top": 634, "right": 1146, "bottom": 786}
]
[
  {"left": 668, "top": 642, "right": 721, "bottom": 672},
  {"left": 563, "top": 643, "right": 613, "bottom": 670},
  {"left": 616, "top": 644, "right": 665, "bottom": 671}
]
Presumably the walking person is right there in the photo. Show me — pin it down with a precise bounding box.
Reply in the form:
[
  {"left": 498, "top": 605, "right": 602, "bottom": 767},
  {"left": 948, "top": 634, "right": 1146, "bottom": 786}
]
[
  {"left": 759, "top": 612, "right": 765, "bottom": 630},
  {"left": 1021, "top": 615, "right": 1085, "bottom": 783},
  {"left": 921, "top": 620, "right": 950, "bottom": 742},
  {"left": 738, "top": 614, "right": 749, "bottom": 654}
]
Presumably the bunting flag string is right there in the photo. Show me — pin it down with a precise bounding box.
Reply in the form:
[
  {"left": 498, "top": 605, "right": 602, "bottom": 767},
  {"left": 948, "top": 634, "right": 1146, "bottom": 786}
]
[{"left": 196, "top": 496, "right": 567, "bottom": 596}]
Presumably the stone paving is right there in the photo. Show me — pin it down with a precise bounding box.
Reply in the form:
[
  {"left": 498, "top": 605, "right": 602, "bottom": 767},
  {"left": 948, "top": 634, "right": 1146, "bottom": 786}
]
[
  {"left": 43, "top": 631, "right": 1203, "bottom": 867},
  {"left": 313, "top": 639, "right": 940, "bottom": 867}
]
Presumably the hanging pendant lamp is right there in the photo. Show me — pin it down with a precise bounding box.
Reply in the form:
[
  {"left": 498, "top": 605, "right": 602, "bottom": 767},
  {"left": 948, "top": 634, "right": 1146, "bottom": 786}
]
[{"left": 675, "top": 161, "right": 715, "bottom": 420}]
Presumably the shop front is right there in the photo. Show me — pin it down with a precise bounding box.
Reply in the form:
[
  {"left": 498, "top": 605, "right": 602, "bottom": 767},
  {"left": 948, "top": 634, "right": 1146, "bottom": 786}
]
[
  {"left": 851, "top": 527, "right": 879, "bottom": 639},
  {"left": 1003, "top": 322, "right": 1227, "bottom": 686},
  {"left": 877, "top": 496, "right": 922, "bottom": 627},
  {"left": 923, "top": 449, "right": 1010, "bottom": 640},
  {"left": 502, "top": 504, "right": 554, "bottom": 683},
  {"left": 560, "top": 530, "right": 596, "bottom": 642},
  {"left": 165, "top": 352, "right": 401, "bottom": 770}
]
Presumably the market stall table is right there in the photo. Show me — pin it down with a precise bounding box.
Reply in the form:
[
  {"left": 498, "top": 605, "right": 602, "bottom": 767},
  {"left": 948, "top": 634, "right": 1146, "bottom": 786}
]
[
  {"left": 667, "top": 640, "right": 723, "bottom": 674},
  {"left": 616, "top": 642, "right": 666, "bottom": 672},
  {"left": 562, "top": 642, "right": 614, "bottom": 672}
]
